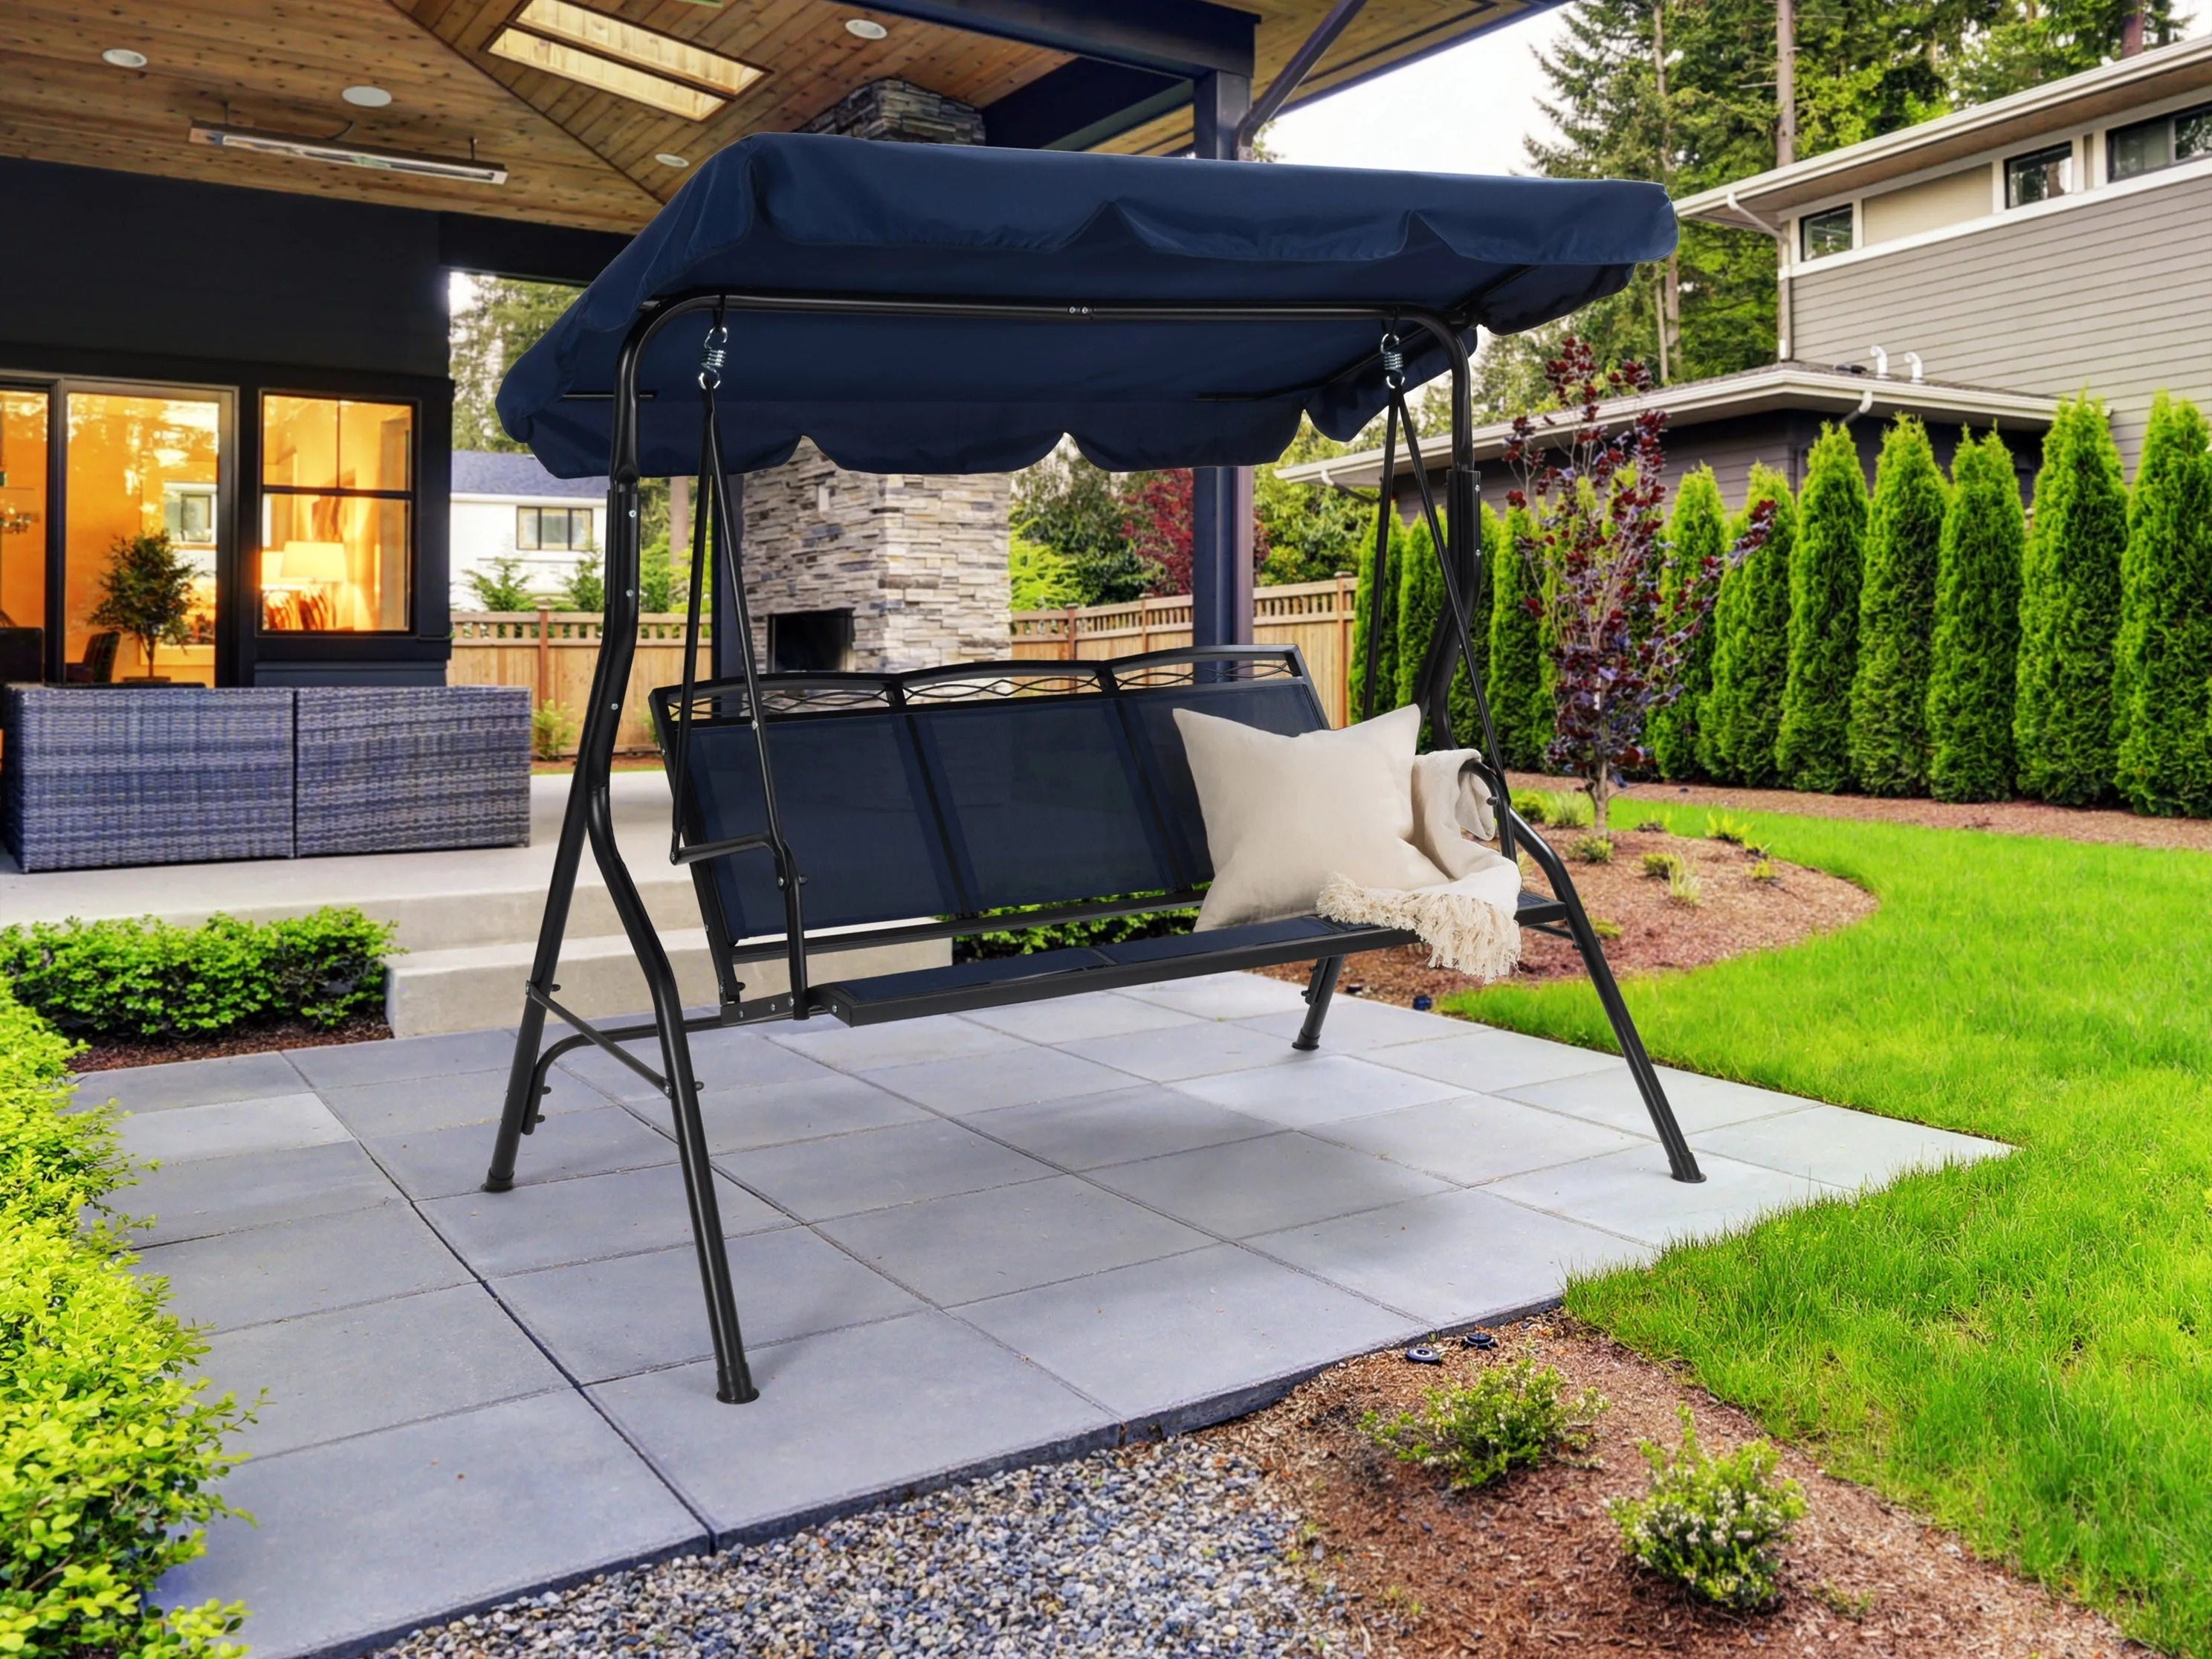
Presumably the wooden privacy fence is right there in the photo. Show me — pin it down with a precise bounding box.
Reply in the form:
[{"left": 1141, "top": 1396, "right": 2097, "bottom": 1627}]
[
  {"left": 448, "top": 611, "right": 708, "bottom": 755},
  {"left": 450, "top": 578, "right": 1359, "bottom": 756},
  {"left": 1009, "top": 575, "right": 1358, "bottom": 725}
]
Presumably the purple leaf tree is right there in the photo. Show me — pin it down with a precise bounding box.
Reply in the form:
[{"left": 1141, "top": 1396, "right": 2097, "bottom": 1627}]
[{"left": 1503, "top": 335, "right": 1772, "bottom": 833}]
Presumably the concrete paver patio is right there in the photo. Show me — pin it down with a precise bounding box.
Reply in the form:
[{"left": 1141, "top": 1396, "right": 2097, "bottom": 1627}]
[{"left": 114, "top": 975, "right": 2008, "bottom": 1658}]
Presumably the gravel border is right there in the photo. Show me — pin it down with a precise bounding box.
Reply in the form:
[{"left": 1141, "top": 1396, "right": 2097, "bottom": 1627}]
[{"left": 376, "top": 1439, "right": 1352, "bottom": 1659}]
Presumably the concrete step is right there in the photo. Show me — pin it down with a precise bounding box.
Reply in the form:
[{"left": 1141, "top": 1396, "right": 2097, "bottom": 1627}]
[
  {"left": 385, "top": 927, "right": 951, "bottom": 1038},
  {"left": 359, "top": 869, "right": 703, "bottom": 954}
]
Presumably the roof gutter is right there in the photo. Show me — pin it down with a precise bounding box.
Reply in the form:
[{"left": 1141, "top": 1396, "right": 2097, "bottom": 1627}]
[{"left": 1725, "top": 188, "right": 1794, "bottom": 361}]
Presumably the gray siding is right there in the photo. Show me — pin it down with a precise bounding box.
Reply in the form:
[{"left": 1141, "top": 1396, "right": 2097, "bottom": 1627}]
[{"left": 1792, "top": 168, "right": 2212, "bottom": 472}]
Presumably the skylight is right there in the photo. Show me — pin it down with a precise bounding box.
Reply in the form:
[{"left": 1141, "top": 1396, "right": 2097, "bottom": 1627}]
[{"left": 491, "top": 0, "right": 763, "bottom": 120}]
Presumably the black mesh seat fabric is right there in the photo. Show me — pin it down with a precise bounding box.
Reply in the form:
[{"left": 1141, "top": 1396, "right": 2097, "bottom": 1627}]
[{"left": 656, "top": 652, "right": 1420, "bottom": 1019}]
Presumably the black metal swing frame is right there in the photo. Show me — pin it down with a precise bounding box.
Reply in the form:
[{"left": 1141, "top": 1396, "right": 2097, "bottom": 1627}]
[{"left": 484, "top": 288, "right": 1702, "bottom": 1406}]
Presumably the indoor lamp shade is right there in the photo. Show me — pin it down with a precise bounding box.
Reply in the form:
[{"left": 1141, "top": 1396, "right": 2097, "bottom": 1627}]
[{"left": 279, "top": 540, "right": 348, "bottom": 583}]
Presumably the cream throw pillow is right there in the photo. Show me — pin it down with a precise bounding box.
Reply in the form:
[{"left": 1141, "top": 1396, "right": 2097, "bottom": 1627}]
[{"left": 1174, "top": 702, "right": 1446, "bottom": 931}]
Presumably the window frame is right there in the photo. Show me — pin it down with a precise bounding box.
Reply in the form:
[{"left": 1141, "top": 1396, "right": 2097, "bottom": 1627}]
[
  {"left": 2004, "top": 142, "right": 2074, "bottom": 208},
  {"left": 256, "top": 391, "right": 419, "bottom": 636},
  {"left": 516, "top": 504, "right": 593, "bottom": 552},
  {"left": 2109, "top": 100, "right": 2212, "bottom": 182},
  {"left": 1799, "top": 203, "right": 1856, "bottom": 260}
]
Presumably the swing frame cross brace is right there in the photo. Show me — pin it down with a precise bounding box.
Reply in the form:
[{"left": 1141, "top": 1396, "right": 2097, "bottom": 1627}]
[{"left": 485, "top": 288, "right": 1703, "bottom": 1406}]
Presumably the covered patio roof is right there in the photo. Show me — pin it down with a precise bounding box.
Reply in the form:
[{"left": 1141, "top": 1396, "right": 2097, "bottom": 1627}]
[{"left": 1, "top": 0, "right": 1569, "bottom": 239}]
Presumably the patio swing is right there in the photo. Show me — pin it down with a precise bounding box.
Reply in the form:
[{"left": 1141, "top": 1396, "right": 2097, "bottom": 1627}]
[{"left": 485, "top": 135, "right": 1702, "bottom": 1405}]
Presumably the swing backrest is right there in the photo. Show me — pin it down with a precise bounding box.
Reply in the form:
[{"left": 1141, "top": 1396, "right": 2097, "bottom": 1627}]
[{"left": 653, "top": 650, "right": 1327, "bottom": 943}]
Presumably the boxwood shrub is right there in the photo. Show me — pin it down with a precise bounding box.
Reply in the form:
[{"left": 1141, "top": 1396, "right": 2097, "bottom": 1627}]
[
  {"left": 0, "top": 907, "right": 396, "bottom": 1041},
  {"left": 0, "top": 979, "right": 251, "bottom": 1655}
]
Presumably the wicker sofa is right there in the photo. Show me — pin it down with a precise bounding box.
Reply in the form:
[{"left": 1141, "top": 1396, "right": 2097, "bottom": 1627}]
[{"left": 1, "top": 684, "right": 530, "bottom": 873}]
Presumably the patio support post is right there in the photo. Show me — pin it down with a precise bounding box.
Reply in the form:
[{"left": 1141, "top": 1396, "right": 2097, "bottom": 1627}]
[{"left": 1190, "top": 67, "right": 1255, "bottom": 651}]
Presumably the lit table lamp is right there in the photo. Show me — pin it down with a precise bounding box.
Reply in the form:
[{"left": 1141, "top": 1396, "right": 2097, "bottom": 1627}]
[{"left": 279, "top": 540, "right": 349, "bottom": 628}]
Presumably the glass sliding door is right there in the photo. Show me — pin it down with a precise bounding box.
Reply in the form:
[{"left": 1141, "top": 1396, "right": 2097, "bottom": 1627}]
[
  {"left": 0, "top": 389, "right": 47, "bottom": 683},
  {"left": 63, "top": 391, "right": 224, "bottom": 685}
]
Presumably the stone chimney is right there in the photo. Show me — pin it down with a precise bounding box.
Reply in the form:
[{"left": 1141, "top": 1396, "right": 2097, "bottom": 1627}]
[{"left": 737, "top": 80, "right": 1011, "bottom": 673}]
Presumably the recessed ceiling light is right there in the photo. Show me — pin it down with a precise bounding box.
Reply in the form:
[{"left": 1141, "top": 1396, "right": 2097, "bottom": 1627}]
[
  {"left": 342, "top": 85, "right": 392, "bottom": 108},
  {"left": 655, "top": 152, "right": 691, "bottom": 167},
  {"left": 101, "top": 48, "right": 148, "bottom": 68},
  {"left": 493, "top": 0, "right": 763, "bottom": 119},
  {"left": 844, "top": 17, "right": 887, "bottom": 39}
]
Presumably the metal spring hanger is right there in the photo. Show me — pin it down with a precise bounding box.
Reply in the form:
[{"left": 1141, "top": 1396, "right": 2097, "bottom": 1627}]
[{"left": 665, "top": 308, "right": 726, "bottom": 862}]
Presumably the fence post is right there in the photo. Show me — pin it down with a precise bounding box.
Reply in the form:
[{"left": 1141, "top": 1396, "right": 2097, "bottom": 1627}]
[
  {"left": 1063, "top": 605, "right": 1079, "bottom": 662},
  {"left": 534, "top": 607, "right": 551, "bottom": 709}
]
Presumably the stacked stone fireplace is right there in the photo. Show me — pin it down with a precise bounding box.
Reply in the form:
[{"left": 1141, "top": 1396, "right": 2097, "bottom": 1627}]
[{"left": 735, "top": 80, "right": 1010, "bottom": 673}]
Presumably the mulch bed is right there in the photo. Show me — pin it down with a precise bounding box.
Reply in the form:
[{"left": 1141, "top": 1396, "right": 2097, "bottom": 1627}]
[
  {"left": 66, "top": 1013, "right": 392, "bottom": 1073},
  {"left": 1257, "top": 824, "right": 1876, "bottom": 1009},
  {"left": 1511, "top": 772, "right": 2212, "bottom": 856},
  {"left": 1217, "top": 1317, "right": 2144, "bottom": 1659}
]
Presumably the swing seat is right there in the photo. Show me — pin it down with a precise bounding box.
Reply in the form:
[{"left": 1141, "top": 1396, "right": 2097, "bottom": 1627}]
[{"left": 649, "top": 645, "right": 1533, "bottom": 1029}]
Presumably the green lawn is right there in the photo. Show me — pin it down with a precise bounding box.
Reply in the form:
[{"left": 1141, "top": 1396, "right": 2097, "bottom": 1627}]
[{"left": 1446, "top": 809, "right": 2212, "bottom": 1655}]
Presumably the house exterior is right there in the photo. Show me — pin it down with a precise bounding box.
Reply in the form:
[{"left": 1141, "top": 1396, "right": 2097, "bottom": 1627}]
[
  {"left": 1274, "top": 361, "right": 2054, "bottom": 512},
  {"left": 1287, "top": 34, "right": 2212, "bottom": 520},
  {"left": 1673, "top": 32, "right": 2212, "bottom": 471},
  {"left": 450, "top": 452, "right": 606, "bottom": 611}
]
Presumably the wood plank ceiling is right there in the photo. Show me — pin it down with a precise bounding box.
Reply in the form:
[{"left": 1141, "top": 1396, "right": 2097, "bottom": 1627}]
[{"left": 0, "top": 0, "right": 1548, "bottom": 236}]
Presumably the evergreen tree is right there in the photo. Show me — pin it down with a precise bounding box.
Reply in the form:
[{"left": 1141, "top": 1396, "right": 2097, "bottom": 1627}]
[
  {"left": 1450, "top": 505, "right": 1502, "bottom": 750},
  {"left": 450, "top": 277, "right": 581, "bottom": 452},
  {"left": 1396, "top": 515, "right": 1445, "bottom": 711},
  {"left": 1255, "top": 422, "right": 1372, "bottom": 586},
  {"left": 1776, "top": 424, "right": 1868, "bottom": 792},
  {"left": 1348, "top": 511, "right": 1404, "bottom": 719},
  {"left": 1953, "top": 1, "right": 2182, "bottom": 104},
  {"left": 1386, "top": 511, "right": 1493, "bottom": 749},
  {"left": 2112, "top": 394, "right": 2212, "bottom": 816},
  {"left": 1849, "top": 417, "right": 1949, "bottom": 795},
  {"left": 1487, "top": 505, "right": 1550, "bottom": 768},
  {"left": 1927, "top": 429, "right": 2026, "bottom": 802},
  {"left": 1699, "top": 465, "right": 1796, "bottom": 786},
  {"left": 2013, "top": 396, "right": 2127, "bottom": 804},
  {"left": 1649, "top": 466, "right": 1727, "bottom": 780}
]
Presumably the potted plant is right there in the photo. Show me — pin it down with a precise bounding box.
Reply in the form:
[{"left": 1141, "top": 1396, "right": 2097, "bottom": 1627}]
[{"left": 89, "top": 530, "right": 196, "bottom": 683}]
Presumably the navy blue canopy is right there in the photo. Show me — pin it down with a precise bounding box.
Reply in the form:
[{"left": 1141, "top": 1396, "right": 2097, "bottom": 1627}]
[{"left": 499, "top": 134, "right": 1673, "bottom": 479}]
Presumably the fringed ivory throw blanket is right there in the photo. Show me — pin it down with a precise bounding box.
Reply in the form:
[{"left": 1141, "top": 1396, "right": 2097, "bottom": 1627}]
[{"left": 1171, "top": 704, "right": 1521, "bottom": 981}]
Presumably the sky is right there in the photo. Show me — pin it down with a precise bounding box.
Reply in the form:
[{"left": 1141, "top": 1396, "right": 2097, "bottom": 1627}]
[{"left": 1266, "top": 7, "right": 1572, "bottom": 176}]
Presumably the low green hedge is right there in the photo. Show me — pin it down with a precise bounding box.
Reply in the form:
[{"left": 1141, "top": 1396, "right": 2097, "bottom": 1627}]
[
  {"left": 0, "top": 980, "right": 250, "bottom": 1655},
  {"left": 953, "top": 896, "right": 1198, "bottom": 962},
  {"left": 0, "top": 908, "right": 395, "bottom": 1041}
]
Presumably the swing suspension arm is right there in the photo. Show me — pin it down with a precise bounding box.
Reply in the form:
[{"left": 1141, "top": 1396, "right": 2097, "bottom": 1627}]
[{"left": 665, "top": 315, "right": 811, "bottom": 1018}]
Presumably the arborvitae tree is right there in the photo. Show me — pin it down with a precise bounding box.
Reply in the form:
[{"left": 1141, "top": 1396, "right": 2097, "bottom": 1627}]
[
  {"left": 1848, "top": 418, "right": 1948, "bottom": 795},
  {"left": 1450, "top": 504, "right": 1502, "bottom": 749},
  {"left": 1395, "top": 514, "right": 1444, "bottom": 712},
  {"left": 1926, "top": 429, "right": 2025, "bottom": 802},
  {"left": 2112, "top": 393, "right": 2212, "bottom": 816},
  {"left": 1648, "top": 467, "right": 1727, "bottom": 780},
  {"left": 1348, "top": 510, "right": 1404, "bottom": 719},
  {"left": 2013, "top": 396, "right": 2127, "bottom": 805},
  {"left": 1698, "top": 465, "right": 1796, "bottom": 786},
  {"left": 1487, "top": 505, "right": 1550, "bottom": 768},
  {"left": 1388, "top": 510, "right": 1495, "bottom": 749},
  {"left": 1776, "top": 425, "right": 1868, "bottom": 792}
]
